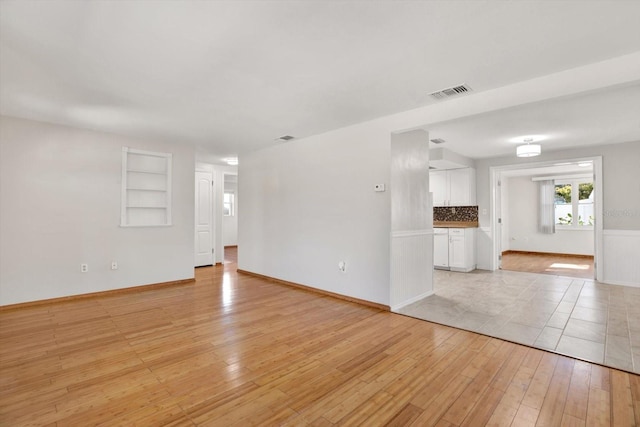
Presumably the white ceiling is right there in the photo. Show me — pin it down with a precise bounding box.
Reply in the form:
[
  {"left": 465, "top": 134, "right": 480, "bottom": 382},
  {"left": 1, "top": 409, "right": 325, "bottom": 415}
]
[
  {"left": 426, "top": 83, "right": 640, "bottom": 159},
  {"left": 2, "top": 1, "right": 640, "bottom": 162}
]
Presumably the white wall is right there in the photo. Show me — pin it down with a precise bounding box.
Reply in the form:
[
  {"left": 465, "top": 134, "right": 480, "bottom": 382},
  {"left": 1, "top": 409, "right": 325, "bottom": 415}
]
[
  {"left": 223, "top": 178, "right": 238, "bottom": 246},
  {"left": 505, "top": 176, "right": 594, "bottom": 255},
  {"left": 238, "top": 122, "right": 391, "bottom": 306},
  {"left": 0, "top": 116, "right": 195, "bottom": 305},
  {"left": 390, "top": 130, "right": 433, "bottom": 310}
]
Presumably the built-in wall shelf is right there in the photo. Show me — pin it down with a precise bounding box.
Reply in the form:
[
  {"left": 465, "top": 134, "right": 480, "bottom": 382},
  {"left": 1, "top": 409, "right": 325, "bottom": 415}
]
[{"left": 121, "top": 147, "right": 172, "bottom": 227}]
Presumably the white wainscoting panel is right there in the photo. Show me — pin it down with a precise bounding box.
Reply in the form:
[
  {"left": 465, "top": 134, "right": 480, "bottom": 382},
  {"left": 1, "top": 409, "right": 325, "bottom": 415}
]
[
  {"left": 476, "top": 226, "right": 493, "bottom": 271},
  {"left": 391, "top": 230, "right": 434, "bottom": 311},
  {"left": 602, "top": 230, "right": 640, "bottom": 287}
]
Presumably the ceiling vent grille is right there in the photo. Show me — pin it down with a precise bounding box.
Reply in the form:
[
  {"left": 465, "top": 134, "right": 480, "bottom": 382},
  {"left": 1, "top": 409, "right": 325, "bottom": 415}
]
[
  {"left": 430, "top": 138, "right": 446, "bottom": 144},
  {"left": 429, "top": 84, "right": 472, "bottom": 100},
  {"left": 277, "top": 135, "right": 295, "bottom": 141}
]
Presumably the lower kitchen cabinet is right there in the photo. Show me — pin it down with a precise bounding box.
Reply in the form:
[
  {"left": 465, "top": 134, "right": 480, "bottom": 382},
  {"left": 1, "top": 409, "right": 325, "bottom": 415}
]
[{"left": 448, "top": 228, "right": 476, "bottom": 272}]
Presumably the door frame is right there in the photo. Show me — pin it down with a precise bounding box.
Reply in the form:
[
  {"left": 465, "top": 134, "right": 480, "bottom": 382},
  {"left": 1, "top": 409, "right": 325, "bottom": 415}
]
[{"left": 490, "top": 155, "right": 603, "bottom": 281}]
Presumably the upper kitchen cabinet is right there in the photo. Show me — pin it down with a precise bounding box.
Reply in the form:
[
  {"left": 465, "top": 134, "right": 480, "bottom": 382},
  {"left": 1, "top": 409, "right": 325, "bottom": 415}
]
[{"left": 429, "top": 168, "right": 476, "bottom": 206}]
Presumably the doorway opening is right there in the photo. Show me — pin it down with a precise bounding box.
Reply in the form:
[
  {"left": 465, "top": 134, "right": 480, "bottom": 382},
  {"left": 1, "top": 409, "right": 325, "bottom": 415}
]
[
  {"left": 223, "top": 172, "right": 238, "bottom": 265},
  {"left": 491, "top": 156, "right": 602, "bottom": 281}
]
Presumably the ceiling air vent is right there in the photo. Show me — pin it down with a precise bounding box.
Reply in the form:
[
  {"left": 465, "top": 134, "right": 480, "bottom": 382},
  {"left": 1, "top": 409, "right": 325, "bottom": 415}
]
[
  {"left": 430, "top": 138, "right": 446, "bottom": 144},
  {"left": 429, "top": 84, "right": 472, "bottom": 100},
  {"left": 277, "top": 135, "right": 295, "bottom": 141}
]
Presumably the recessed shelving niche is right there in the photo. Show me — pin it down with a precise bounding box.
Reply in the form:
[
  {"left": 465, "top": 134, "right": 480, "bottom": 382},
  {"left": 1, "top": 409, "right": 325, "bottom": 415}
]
[{"left": 121, "top": 147, "right": 172, "bottom": 227}]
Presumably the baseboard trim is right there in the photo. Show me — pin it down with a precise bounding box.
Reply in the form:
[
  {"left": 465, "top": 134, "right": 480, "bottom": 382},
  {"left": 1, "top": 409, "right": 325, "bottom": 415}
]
[
  {"left": 501, "top": 250, "right": 593, "bottom": 259},
  {"left": 0, "top": 278, "right": 196, "bottom": 312},
  {"left": 391, "top": 290, "right": 434, "bottom": 312},
  {"left": 237, "top": 269, "right": 390, "bottom": 312}
]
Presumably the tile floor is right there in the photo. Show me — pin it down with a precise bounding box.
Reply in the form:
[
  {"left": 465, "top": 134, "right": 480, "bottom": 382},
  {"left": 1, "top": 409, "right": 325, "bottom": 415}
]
[{"left": 396, "top": 269, "right": 640, "bottom": 374}]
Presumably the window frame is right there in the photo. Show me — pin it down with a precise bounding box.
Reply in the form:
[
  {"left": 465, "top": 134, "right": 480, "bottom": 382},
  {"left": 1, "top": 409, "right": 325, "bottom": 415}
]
[
  {"left": 554, "top": 178, "right": 594, "bottom": 230},
  {"left": 223, "top": 191, "right": 235, "bottom": 217}
]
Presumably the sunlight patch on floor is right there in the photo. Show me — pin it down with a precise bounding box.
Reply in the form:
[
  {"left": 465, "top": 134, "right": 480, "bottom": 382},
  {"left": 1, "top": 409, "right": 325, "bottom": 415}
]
[{"left": 548, "top": 263, "right": 589, "bottom": 270}]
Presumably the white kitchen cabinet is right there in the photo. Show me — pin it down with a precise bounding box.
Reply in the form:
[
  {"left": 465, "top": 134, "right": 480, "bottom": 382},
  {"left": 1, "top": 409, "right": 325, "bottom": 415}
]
[
  {"left": 429, "top": 168, "right": 476, "bottom": 206},
  {"left": 448, "top": 228, "right": 476, "bottom": 272},
  {"left": 429, "top": 170, "right": 448, "bottom": 207}
]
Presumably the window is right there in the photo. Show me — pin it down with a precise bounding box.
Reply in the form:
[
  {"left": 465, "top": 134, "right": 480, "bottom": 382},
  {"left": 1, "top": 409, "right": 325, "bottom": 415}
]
[
  {"left": 223, "top": 192, "right": 235, "bottom": 216},
  {"left": 554, "top": 179, "right": 594, "bottom": 228}
]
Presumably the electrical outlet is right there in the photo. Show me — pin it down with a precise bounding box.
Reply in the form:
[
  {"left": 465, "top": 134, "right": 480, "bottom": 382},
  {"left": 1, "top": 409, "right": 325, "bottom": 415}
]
[
  {"left": 338, "top": 261, "right": 346, "bottom": 272},
  {"left": 80, "top": 264, "right": 88, "bottom": 273},
  {"left": 111, "top": 261, "right": 118, "bottom": 270}
]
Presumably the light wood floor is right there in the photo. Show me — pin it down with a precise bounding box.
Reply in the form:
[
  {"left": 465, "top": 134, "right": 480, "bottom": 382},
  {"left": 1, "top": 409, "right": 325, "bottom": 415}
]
[
  {"left": 501, "top": 251, "right": 595, "bottom": 279},
  {"left": 224, "top": 245, "right": 238, "bottom": 264},
  {"left": 2, "top": 258, "right": 639, "bottom": 425}
]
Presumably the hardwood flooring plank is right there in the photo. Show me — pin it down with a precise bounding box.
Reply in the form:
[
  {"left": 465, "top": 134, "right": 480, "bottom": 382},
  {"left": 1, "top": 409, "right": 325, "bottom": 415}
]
[
  {"left": 489, "top": 343, "right": 529, "bottom": 392},
  {"left": 408, "top": 373, "right": 474, "bottom": 426},
  {"left": 590, "top": 363, "right": 611, "bottom": 392},
  {"left": 441, "top": 341, "right": 509, "bottom": 425},
  {"left": 521, "top": 352, "right": 560, "bottom": 410},
  {"left": 300, "top": 377, "right": 369, "bottom": 423},
  {"left": 336, "top": 390, "right": 395, "bottom": 427},
  {"left": 610, "top": 368, "right": 635, "bottom": 427},
  {"left": 629, "top": 374, "right": 640, "bottom": 426},
  {"left": 0, "top": 253, "right": 633, "bottom": 426},
  {"left": 511, "top": 404, "right": 540, "bottom": 426},
  {"left": 307, "top": 416, "right": 335, "bottom": 427},
  {"left": 459, "top": 385, "right": 504, "bottom": 427},
  {"left": 383, "top": 402, "right": 422, "bottom": 427},
  {"left": 409, "top": 348, "right": 478, "bottom": 409},
  {"left": 484, "top": 350, "right": 538, "bottom": 426},
  {"left": 535, "top": 356, "right": 574, "bottom": 426},
  {"left": 563, "top": 360, "right": 591, "bottom": 422},
  {"left": 562, "top": 413, "right": 586, "bottom": 427},
  {"left": 586, "top": 387, "right": 611, "bottom": 426}
]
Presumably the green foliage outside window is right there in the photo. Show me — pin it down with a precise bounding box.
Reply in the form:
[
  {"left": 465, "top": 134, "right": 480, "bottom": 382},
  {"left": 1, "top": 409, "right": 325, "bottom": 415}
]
[
  {"left": 555, "top": 181, "right": 594, "bottom": 226},
  {"left": 554, "top": 182, "right": 593, "bottom": 203},
  {"left": 557, "top": 213, "right": 594, "bottom": 226}
]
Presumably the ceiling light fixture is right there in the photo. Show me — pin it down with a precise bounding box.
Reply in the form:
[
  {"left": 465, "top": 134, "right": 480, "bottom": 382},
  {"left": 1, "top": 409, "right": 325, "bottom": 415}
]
[
  {"left": 224, "top": 157, "right": 238, "bottom": 166},
  {"left": 516, "top": 138, "right": 541, "bottom": 157}
]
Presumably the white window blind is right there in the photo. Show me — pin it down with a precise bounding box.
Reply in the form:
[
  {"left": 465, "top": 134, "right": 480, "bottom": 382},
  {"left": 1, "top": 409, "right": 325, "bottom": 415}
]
[{"left": 538, "top": 180, "right": 555, "bottom": 234}]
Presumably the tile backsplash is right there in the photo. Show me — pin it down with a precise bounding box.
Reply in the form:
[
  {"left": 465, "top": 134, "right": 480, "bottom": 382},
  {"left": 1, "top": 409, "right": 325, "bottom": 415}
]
[{"left": 434, "top": 206, "right": 478, "bottom": 222}]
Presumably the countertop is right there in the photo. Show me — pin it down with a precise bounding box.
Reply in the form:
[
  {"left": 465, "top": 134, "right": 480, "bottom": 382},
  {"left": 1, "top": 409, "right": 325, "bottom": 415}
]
[{"left": 433, "top": 221, "right": 479, "bottom": 228}]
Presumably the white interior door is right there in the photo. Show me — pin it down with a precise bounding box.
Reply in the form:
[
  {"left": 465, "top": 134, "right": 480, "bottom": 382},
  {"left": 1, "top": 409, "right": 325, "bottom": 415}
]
[{"left": 195, "top": 171, "right": 214, "bottom": 267}]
